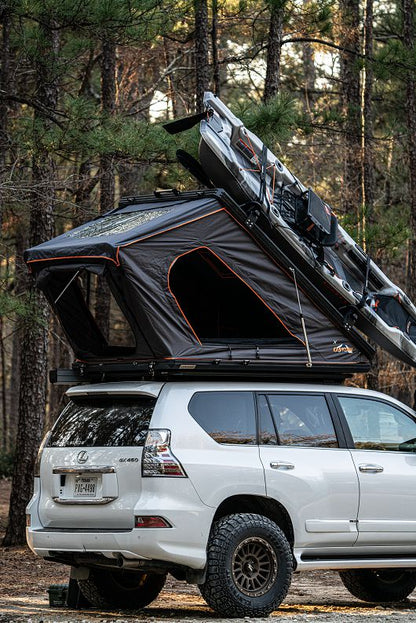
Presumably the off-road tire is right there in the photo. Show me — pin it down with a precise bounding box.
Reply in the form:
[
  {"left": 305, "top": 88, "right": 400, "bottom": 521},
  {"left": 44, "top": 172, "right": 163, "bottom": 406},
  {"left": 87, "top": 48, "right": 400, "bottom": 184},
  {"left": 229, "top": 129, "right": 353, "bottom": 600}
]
[
  {"left": 339, "top": 569, "right": 416, "bottom": 603},
  {"left": 77, "top": 568, "right": 166, "bottom": 609},
  {"left": 199, "top": 513, "right": 293, "bottom": 617}
]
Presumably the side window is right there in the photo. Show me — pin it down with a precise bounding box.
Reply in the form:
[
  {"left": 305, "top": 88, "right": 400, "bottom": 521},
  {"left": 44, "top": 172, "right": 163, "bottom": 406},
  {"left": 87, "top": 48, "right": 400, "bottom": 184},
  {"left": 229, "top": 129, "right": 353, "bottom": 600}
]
[
  {"left": 188, "top": 391, "right": 256, "bottom": 445},
  {"left": 338, "top": 396, "right": 416, "bottom": 452},
  {"left": 265, "top": 394, "right": 338, "bottom": 448}
]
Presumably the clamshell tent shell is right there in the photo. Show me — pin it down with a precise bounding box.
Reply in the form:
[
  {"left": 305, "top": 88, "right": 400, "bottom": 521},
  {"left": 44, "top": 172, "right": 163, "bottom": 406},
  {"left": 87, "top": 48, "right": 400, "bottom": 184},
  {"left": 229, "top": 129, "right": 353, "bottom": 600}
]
[{"left": 24, "top": 190, "right": 372, "bottom": 378}]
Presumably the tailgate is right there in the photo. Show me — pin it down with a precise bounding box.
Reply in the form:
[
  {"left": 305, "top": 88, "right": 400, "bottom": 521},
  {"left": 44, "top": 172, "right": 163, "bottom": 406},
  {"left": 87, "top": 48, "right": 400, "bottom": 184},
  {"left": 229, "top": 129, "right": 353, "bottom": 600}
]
[{"left": 38, "top": 394, "right": 156, "bottom": 530}]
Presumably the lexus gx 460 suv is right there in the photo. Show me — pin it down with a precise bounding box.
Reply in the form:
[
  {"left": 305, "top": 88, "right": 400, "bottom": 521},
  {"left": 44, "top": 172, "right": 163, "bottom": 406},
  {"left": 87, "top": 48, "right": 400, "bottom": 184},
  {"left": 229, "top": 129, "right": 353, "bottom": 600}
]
[{"left": 27, "top": 381, "right": 416, "bottom": 617}]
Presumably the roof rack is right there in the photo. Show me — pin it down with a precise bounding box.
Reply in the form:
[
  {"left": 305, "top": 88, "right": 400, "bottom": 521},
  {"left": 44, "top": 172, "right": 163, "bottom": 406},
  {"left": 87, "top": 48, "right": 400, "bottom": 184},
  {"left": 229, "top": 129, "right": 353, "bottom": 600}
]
[{"left": 50, "top": 359, "right": 370, "bottom": 385}]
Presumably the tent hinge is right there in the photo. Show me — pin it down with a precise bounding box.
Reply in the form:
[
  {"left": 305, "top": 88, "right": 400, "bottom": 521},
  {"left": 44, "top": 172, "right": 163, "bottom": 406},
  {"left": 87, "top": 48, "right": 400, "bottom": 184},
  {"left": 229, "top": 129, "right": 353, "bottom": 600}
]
[
  {"left": 343, "top": 307, "right": 359, "bottom": 331},
  {"left": 148, "top": 361, "right": 155, "bottom": 379},
  {"left": 242, "top": 201, "right": 262, "bottom": 229}
]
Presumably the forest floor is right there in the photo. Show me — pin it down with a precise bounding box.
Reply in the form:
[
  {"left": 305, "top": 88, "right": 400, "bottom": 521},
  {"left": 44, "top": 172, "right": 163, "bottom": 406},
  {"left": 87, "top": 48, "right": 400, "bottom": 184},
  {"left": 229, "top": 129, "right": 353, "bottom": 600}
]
[{"left": 2, "top": 478, "right": 416, "bottom": 622}]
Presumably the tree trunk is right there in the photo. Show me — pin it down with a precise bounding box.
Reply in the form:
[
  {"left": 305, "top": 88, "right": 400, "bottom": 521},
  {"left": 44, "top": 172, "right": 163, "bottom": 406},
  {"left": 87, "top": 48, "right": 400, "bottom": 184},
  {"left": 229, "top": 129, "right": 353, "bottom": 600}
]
[
  {"left": 95, "top": 40, "right": 116, "bottom": 341},
  {"left": 339, "top": 0, "right": 362, "bottom": 228},
  {"left": 8, "top": 222, "right": 28, "bottom": 450},
  {"left": 0, "top": 3, "right": 11, "bottom": 233},
  {"left": 0, "top": 316, "right": 6, "bottom": 451},
  {"left": 403, "top": 0, "right": 416, "bottom": 301},
  {"left": 3, "top": 16, "right": 58, "bottom": 546},
  {"left": 74, "top": 159, "right": 98, "bottom": 228},
  {"left": 302, "top": 35, "right": 316, "bottom": 112},
  {"left": 263, "top": 0, "right": 284, "bottom": 103},
  {"left": 362, "top": 0, "right": 378, "bottom": 390},
  {"left": 211, "top": 0, "right": 220, "bottom": 96},
  {"left": 47, "top": 317, "right": 71, "bottom": 430},
  {"left": 194, "top": 0, "right": 209, "bottom": 112},
  {"left": 362, "top": 0, "right": 374, "bottom": 253}
]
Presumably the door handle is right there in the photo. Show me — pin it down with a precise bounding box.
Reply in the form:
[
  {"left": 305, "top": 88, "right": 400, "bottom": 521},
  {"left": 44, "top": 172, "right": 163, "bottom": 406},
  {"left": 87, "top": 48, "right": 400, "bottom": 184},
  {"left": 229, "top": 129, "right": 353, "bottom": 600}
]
[
  {"left": 358, "top": 463, "right": 384, "bottom": 473},
  {"left": 270, "top": 461, "right": 295, "bottom": 470}
]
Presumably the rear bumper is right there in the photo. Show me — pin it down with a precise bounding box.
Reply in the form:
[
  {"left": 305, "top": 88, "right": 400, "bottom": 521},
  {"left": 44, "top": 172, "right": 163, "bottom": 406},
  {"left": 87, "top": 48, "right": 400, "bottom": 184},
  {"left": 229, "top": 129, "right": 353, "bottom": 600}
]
[
  {"left": 26, "top": 479, "right": 214, "bottom": 570},
  {"left": 27, "top": 520, "right": 209, "bottom": 569}
]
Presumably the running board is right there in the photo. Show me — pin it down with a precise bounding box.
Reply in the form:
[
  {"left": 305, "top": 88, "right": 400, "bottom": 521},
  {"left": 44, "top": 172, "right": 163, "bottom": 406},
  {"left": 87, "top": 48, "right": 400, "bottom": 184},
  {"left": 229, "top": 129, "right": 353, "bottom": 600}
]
[{"left": 296, "top": 555, "right": 416, "bottom": 571}]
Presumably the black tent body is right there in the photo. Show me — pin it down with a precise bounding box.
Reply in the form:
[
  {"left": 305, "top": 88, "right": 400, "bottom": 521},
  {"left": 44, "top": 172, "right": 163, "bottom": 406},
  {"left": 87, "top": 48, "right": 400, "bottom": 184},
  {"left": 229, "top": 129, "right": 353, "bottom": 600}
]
[{"left": 25, "top": 190, "right": 373, "bottom": 382}]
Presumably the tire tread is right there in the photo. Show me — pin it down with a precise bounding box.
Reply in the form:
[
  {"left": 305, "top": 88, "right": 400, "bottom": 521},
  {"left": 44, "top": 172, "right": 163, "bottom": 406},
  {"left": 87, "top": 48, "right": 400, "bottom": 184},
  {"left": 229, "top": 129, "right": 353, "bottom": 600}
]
[
  {"left": 77, "top": 569, "right": 166, "bottom": 609},
  {"left": 339, "top": 569, "right": 416, "bottom": 603},
  {"left": 200, "top": 513, "right": 292, "bottom": 617}
]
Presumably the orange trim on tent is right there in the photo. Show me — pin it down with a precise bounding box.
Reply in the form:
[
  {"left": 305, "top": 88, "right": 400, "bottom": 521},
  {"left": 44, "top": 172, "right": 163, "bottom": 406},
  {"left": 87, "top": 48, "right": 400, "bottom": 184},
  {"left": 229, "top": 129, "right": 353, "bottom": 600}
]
[
  {"left": 167, "top": 245, "right": 304, "bottom": 346},
  {"left": 26, "top": 254, "right": 120, "bottom": 266},
  {"left": 27, "top": 209, "right": 226, "bottom": 268},
  {"left": 167, "top": 250, "right": 203, "bottom": 346},
  {"left": 222, "top": 207, "right": 338, "bottom": 333}
]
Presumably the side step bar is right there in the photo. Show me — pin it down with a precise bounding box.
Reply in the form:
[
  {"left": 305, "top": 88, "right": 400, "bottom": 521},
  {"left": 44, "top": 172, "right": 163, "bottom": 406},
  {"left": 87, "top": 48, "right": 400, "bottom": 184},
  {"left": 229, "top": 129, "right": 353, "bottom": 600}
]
[{"left": 296, "top": 556, "right": 416, "bottom": 571}]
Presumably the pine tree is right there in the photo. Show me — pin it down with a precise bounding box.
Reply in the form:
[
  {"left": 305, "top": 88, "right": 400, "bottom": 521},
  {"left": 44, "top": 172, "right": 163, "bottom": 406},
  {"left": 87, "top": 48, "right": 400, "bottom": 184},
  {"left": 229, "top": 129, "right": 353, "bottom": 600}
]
[
  {"left": 263, "top": 0, "right": 286, "bottom": 102},
  {"left": 3, "top": 11, "right": 59, "bottom": 545}
]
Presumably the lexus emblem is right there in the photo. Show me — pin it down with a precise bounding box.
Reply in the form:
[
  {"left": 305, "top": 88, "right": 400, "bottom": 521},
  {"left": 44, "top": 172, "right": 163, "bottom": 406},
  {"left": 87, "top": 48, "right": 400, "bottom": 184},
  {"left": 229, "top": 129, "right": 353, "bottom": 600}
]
[{"left": 77, "top": 450, "right": 89, "bottom": 464}]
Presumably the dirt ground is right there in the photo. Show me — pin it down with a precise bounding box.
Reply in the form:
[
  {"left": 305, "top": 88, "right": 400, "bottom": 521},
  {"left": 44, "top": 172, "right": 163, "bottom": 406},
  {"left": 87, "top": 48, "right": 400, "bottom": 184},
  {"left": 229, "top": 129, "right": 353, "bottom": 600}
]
[{"left": 2, "top": 479, "right": 416, "bottom": 622}]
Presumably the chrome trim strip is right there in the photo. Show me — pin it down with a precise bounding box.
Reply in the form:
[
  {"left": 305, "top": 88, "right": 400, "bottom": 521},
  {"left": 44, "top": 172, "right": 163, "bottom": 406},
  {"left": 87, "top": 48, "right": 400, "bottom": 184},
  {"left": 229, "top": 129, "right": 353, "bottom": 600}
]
[
  {"left": 296, "top": 558, "right": 416, "bottom": 570},
  {"left": 53, "top": 466, "right": 115, "bottom": 474},
  {"left": 52, "top": 496, "right": 117, "bottom": 505}
]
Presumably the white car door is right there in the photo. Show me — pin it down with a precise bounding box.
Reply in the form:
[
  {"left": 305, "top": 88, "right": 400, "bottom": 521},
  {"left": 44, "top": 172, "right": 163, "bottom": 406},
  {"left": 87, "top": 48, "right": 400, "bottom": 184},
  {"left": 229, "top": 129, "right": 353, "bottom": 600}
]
[
  {"left": 258, "top": 392, "right": 360, "bottom": 549},
  {"left": 337, "top": 394, "right": 416, "bottom": 548}
]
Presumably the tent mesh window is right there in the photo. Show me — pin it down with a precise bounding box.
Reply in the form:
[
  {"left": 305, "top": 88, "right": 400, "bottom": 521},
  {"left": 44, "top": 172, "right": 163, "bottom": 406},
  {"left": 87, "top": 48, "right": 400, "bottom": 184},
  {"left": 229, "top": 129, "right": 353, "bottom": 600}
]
[
  {"left": 49, "top": 269, "right": 137, "bottom": 357},
  {"left": 169, "top": 248, "right": 298, "bottom": 344},
  {"left": 91, "top": 273, "right": 136, "bottom": 348}
]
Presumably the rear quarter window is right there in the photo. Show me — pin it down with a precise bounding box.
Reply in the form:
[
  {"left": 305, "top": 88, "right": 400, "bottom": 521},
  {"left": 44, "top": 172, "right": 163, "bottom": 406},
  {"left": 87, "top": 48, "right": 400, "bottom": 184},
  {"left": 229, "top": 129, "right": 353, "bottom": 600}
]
[
  {"left": 49, "top": 395, "right": 156, "bottom": 447},
  {"left": 188, "top": 391, "right": 256, "bottom": 444}
]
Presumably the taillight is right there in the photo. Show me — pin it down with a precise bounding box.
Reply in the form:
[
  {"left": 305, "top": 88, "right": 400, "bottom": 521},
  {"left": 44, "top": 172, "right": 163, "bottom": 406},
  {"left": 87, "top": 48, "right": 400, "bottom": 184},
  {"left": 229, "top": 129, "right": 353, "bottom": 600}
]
[
  {"left": 142, "top": 429, "right": 187, "bottom": 477},
  {"left": 34, "top": 430, "right": 51, "bottom": 477}
]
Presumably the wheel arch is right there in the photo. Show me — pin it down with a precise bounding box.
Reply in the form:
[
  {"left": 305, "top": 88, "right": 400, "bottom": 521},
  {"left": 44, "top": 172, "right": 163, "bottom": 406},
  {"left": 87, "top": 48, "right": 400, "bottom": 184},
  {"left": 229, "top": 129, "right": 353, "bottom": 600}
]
[{"left": 212, "top": 495, "right": 294, "bottom": 546}]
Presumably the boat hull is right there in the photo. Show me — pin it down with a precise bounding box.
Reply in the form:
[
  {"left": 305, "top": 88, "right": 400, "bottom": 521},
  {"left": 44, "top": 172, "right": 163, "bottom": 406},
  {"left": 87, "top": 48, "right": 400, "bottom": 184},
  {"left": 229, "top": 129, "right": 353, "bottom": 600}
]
[{"left": 199, "top": 91, "right": 416, "bottom": 368}]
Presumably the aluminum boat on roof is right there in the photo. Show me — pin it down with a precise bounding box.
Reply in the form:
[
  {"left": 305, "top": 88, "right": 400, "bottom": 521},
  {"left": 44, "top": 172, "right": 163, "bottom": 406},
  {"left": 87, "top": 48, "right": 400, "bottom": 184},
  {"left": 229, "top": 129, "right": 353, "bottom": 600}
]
[{"left": 165, "top": 91, "right": 416, "bottom": 368}]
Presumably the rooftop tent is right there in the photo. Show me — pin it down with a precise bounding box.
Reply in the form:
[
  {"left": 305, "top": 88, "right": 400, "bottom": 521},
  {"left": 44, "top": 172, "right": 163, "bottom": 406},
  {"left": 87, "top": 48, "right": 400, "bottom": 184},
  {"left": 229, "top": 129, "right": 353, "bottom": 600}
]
[{"left": 24, "top": 190, "right": 372, "bottom": 378}]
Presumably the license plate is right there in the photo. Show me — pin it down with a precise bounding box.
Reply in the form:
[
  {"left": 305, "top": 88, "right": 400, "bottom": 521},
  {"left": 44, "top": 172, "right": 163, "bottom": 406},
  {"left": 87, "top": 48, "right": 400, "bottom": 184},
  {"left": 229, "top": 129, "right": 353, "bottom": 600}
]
[{"left": 73, "top": 476, "right": 97, "bottom": 497}]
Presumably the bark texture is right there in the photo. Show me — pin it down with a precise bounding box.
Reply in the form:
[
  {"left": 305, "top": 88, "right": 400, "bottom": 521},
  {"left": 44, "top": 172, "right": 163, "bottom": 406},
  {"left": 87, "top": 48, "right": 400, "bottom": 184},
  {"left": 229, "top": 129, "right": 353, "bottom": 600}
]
[
  {"left": 3, "top": 16, "right": 58, "bottom": 546},
  {"left": 339, "top": 0, "right": 362, "bottom": 222},
  {"left": 8, "top": 222, "right": 28, "bottom": 449},
  {"left": 404, "top": 0, "right": 416, "bottom": 301},
  {"left": 0, "top": 3, "right": 10, "bottom": 233},
  {"left": 302, "top": 40, "right": 316, "bottom": 111},
  {"left": 211, "top": 0, "right": 220, "bottom": 96},
  {"left": 362, "top": 0, "right": 374, "bottom": 253},
  {"left": 95, "top": 40, "right": 116, "bottom": 340},
  {"left": 194, "top": 0, "right": 209, "bottom": 112},
  {"left": 263, "top": 0, "right": 284, "bottom": 103}
]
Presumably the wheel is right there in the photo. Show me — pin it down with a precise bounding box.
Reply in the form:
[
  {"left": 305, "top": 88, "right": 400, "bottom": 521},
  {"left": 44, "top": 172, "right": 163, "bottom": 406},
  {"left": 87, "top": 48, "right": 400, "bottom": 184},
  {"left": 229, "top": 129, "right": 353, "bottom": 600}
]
[
  {"left": 199, "top": 513, "right": 293, "bottom": 617},
  {"left": 339, "top": 569, "right": 416, "bottom": 602},
  {"left": 77, "top": 568, "right": 166, "bottom": 609}
]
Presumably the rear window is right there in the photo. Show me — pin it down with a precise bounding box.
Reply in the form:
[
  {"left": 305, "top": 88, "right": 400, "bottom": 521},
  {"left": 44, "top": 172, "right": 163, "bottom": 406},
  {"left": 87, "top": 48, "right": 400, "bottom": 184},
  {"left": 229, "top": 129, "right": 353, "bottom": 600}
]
[
  {"left": 188, "top": 391, "right": 256, "bottom": 444},
  {"left": 49, "top": 396, "right": 156, "bottom": 447}
]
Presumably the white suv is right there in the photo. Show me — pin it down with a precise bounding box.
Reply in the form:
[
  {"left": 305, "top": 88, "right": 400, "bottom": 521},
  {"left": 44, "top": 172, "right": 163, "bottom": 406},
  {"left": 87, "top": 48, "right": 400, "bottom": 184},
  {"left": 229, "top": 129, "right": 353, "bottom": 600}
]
[{"left": 27, "top": 381, "right": 416, "bottom": 617}]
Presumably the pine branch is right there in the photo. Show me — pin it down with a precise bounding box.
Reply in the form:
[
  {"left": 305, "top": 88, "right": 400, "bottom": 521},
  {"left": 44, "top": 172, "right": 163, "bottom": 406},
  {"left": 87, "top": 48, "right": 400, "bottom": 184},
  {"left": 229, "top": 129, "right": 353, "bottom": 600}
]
[{"left": 0, "top": 92, "right": 67, "bottom": 128}]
